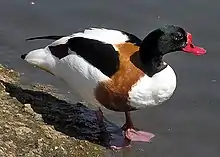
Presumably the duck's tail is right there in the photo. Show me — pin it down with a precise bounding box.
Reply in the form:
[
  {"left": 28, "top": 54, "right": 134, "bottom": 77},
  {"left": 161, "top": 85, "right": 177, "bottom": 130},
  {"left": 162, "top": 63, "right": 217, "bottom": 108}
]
[{"left": 26, "top": 35, "right": 65, "bottom": 41}]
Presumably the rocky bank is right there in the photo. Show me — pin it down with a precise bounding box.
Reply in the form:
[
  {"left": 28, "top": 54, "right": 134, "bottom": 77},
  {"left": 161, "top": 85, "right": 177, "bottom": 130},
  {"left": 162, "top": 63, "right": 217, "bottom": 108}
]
[{"left": 0, "top": 65, "right": 106, "bottom": 157}]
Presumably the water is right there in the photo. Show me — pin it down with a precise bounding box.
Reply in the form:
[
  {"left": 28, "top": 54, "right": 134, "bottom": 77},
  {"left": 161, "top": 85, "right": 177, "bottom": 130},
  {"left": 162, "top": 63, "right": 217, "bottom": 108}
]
[{"left": 0, "top": 0, "right": 220, "bottom": 156}]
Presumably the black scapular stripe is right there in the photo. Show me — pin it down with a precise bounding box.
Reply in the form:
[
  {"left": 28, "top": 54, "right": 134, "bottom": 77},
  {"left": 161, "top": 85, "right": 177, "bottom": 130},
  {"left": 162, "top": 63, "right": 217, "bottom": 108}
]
[
  {"left": 67, "top": 37, "right": 120, "bottom": 77},
  {"left": 49, "top": 44, "right": 69, "bottom": 59},
  {"left": 26, "top": 35, "right": 64, "bottom": 41}
]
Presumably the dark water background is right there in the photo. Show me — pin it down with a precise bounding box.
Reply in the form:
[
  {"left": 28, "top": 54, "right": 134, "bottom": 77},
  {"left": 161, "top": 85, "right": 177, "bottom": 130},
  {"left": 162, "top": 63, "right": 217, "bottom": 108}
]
[{"left": 0, "top": 0, "right": 219, "bottom": 156}]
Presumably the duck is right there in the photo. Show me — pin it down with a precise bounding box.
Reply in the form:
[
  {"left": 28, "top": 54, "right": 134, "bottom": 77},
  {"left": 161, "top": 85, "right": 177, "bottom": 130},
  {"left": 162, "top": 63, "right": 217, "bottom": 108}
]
[{"left": 21, "top": 25, "right": 206, "bottom": 149}]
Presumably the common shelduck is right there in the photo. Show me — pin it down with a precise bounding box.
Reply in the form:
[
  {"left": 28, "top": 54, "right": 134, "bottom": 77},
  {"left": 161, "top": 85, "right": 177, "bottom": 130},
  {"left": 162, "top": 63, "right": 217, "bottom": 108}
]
[{"left": 21, "top": 25, "right": 206, "bottom": 149}]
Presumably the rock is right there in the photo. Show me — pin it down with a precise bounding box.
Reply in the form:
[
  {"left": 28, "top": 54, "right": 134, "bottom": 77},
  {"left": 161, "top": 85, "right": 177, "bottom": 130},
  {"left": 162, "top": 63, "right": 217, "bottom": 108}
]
[
  {"left": 24, "top": 103, "right": 34, "bottom": 114},
  {"left": 0, "top": 65, "right": 104, "bottom": 157},
  {"left": 0, "top": 82, "right": 5, "bottom": 90},
  {"left": 0, "top": 148, "right": 6, "bottom": 157},
  {"left": 33, "top": 113, "right": 43, "bottom": 121},
  {"left": 15, "top": 126, "right": 32, "bottom": 136}
]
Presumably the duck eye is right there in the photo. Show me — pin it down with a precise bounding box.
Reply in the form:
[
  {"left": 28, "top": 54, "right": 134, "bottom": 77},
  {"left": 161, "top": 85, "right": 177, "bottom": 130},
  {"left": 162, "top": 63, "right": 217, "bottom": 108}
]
[
  {"left": 173, "top": 32, "right": 183, "bottom": 41},
  {"left": 173, "top": 36, "right": 179, "bottom": 41}
]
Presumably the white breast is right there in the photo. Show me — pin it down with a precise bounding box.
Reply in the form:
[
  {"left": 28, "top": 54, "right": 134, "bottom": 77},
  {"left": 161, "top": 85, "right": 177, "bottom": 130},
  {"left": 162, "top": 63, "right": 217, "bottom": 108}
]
[{"left": 128, "top": 65, "right": 177, "bottom": 109}]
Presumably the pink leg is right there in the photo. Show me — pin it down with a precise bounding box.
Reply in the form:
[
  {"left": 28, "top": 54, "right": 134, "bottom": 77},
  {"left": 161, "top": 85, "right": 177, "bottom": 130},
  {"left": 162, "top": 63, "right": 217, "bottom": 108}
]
[
  {"left": 95, "top": 108, "right": 131, "bottom": 150},
  {"left": 123, "top": 112, "right": 155, "bottom": 142}
]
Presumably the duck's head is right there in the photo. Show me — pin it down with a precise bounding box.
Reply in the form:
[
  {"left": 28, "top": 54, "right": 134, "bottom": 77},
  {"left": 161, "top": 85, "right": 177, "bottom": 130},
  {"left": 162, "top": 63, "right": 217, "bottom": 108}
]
[{"left": 139, "top": 25, "right": 206, "bottom": 63}]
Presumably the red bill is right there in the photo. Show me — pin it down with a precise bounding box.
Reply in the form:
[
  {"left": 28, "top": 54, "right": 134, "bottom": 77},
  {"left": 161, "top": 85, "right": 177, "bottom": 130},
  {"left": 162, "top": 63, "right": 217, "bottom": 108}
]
[{"left": 182, "top": 33, "right": 206, "bottom": 56}]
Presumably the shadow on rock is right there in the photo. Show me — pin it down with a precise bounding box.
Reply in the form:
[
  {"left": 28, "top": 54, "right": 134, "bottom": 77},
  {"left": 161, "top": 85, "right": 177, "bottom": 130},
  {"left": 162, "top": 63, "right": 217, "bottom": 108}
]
[{"left": 2, "top": 81, "right": 124, "bottom": 148}]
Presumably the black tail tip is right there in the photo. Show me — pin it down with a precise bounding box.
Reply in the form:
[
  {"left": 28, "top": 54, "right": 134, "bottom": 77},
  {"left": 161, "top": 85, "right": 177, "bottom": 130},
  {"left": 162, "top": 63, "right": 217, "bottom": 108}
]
[{"left": 21, "top": 54, "right": 27, "bottom": 59}]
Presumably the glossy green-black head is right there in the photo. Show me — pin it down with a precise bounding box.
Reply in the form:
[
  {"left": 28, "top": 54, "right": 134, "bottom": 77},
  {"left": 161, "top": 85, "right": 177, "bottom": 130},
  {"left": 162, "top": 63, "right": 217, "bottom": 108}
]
[{"left": 139, "top": 25, "right": 206, "bottom": 63}]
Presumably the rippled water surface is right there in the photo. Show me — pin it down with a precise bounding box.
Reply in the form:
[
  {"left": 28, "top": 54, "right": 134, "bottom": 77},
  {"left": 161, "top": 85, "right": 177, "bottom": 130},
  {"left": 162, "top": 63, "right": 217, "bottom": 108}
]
[{"left": 0, "top": 0, "right": 219, "bottom": 156}]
